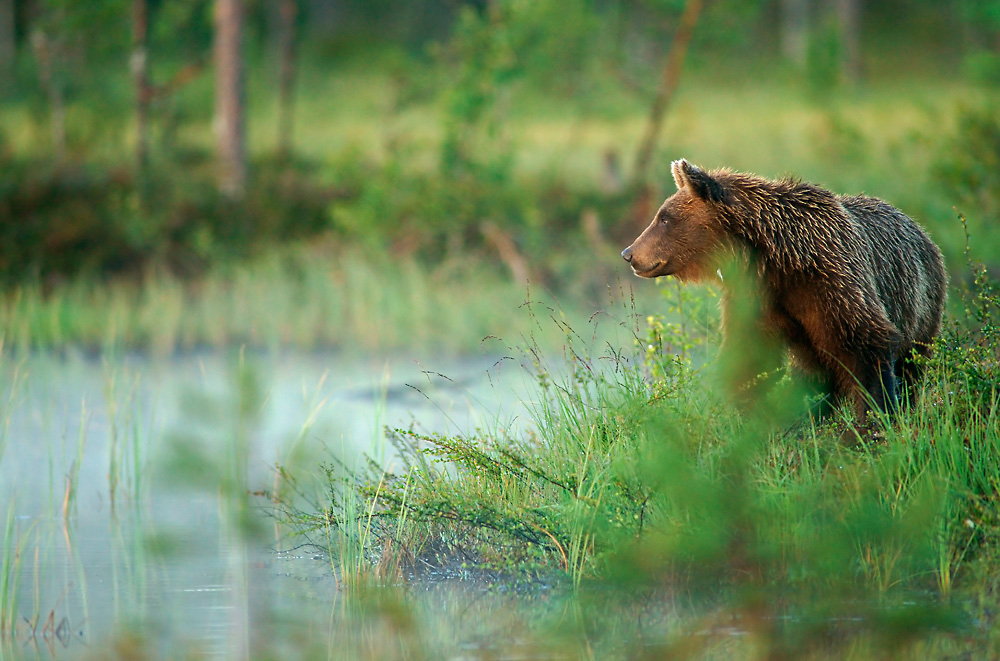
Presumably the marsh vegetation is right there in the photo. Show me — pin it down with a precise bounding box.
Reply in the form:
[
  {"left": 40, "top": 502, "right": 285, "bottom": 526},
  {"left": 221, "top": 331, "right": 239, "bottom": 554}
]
[{"left": 2, "top": 0, "right": 1000, "bottom": 657}]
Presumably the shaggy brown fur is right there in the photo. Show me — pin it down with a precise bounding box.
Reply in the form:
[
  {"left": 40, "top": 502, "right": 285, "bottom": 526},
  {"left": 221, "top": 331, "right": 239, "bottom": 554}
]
[{"left": 622, "top": 159, "right": 947, "bottom": 420}]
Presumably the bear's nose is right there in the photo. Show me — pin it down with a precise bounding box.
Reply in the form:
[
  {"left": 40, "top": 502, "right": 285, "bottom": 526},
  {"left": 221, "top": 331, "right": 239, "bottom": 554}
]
[{"left": 621, "top": 247, "right": 633, "bottom": 262}]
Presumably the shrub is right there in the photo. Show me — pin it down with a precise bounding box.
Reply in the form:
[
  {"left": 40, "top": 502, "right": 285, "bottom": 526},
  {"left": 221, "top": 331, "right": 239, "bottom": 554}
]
[{"left": 0, "top": 157, "right": 334, "bottom": 284}]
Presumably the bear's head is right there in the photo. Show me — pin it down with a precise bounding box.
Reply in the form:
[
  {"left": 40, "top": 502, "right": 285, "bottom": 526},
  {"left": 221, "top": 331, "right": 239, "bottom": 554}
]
[{"left": 622, "top": 159, "right": 730, "bottom": 282}]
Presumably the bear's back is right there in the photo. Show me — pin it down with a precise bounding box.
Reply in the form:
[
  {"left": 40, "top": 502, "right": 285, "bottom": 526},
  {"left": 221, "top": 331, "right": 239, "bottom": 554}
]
[{"left": 838, "top": 194, "right": 946, "bottom": 346}]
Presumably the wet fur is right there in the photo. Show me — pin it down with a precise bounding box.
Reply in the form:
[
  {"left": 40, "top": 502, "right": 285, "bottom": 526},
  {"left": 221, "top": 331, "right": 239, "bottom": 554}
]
[{"left": 622, "top": 159, "right": 948, "bottom": 420}]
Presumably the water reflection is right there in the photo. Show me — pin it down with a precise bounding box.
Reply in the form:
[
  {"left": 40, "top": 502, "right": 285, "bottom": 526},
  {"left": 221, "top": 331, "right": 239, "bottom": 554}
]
[{"left": 0, "top": 350, "right": 535, "bottom": 656}]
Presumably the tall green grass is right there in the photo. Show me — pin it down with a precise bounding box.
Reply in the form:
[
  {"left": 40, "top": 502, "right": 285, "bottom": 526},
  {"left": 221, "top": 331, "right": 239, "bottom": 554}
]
[
  {"left": 0, "top": 342, "right": 24, "bottom": 467},
  {"left": 61, "top": 403, "right": 89, "bottom": 520},
  {"left": 0, "top": 248, "right": 630, "bottom": 356},
  {"left": 102, "top": 366, "right": 153, "bottom": 513},
  {"left": 2, "top": 69, "right": 996, "bottom": 359},
  {"left": 0, "top": 343, "right": 164, "bottom": 649},
  {"left": 294, "top": 256, "right": 1000, "bottom": 657},
  {"left": 0, "top": 501, "right": 25, "bottom": 638}
]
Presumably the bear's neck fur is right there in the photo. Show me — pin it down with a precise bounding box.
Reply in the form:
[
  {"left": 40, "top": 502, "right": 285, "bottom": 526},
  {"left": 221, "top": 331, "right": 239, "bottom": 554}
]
[{"left": 709, "top": 170, "right": 851, "bottom": 274}]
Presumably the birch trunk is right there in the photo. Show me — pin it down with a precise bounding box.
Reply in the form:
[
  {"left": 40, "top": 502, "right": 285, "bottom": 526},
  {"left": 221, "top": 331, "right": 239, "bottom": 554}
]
[{"left": 215, "top": 0, "right": 247, "bottom": 197}]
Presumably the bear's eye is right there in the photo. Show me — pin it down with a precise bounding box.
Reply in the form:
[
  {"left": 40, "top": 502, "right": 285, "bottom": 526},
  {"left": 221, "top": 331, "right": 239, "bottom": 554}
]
[{"left": 658, "top": 212, "right": 670, "bottom": 225}]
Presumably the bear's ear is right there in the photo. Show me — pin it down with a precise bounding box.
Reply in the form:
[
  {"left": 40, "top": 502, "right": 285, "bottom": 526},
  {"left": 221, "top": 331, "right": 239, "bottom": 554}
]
[
  {"left": 671, "top": 159, "right": 728, "bottom": 204},
  {"left": 671, "top": 159, "right": 693, "bottom": 191}
]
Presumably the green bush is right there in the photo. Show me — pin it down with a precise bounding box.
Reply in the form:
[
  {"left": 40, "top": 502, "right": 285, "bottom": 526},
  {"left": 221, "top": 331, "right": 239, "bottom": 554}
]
[
  {"left": 0, "top": 157, "right": 333, "bottom": 283},
  {"left": 964, "top": 51, "right": 1000, "bottom": 85},
  {"left": 293, "top": 253, "right": 1000, "bottom": 656},
  {"left": 934, "top": 105, "right": 1000, "bottom": 270}
]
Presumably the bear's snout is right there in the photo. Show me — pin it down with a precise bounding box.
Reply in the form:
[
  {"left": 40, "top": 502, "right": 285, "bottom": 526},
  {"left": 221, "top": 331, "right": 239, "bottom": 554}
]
[{"left": 621, "top": 246, "right": 633, "bottom": 262}]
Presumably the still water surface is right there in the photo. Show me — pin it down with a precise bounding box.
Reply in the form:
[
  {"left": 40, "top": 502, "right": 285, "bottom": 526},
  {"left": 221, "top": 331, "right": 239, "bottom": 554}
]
[{"left": 0, "top": 350, "right": 545, "bottom": 657}]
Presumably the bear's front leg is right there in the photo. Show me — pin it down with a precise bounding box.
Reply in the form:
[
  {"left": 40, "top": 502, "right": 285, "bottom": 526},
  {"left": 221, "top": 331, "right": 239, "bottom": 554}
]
[{"left": 852, "top": 348, "right": 900, "bottom": 421}]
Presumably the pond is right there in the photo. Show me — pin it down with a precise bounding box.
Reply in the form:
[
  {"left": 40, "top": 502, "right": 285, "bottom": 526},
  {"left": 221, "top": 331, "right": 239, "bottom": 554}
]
[
  {"left": 3, "top": 345, "right": 981, "bottom": 659},
  {"left": 0, "top": 349, "right": 561, "bottom": 658}
]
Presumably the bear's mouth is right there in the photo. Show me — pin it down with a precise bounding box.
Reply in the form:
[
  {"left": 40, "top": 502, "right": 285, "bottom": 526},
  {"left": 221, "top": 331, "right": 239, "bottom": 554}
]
[{"left": 632, "top": 261, "right": 670, "bottom": 278}]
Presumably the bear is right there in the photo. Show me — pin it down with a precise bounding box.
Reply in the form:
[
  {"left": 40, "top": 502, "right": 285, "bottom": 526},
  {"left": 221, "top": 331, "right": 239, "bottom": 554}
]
[{"left": 622, "top": 159, "right": 947, "bottom": 422}]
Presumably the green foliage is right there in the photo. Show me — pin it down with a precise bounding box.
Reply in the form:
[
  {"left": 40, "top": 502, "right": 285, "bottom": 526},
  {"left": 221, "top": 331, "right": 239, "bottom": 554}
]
[
  {"left": 295, "top": 254, "right": 1000, "bottom": 655},
  {"left": 932, "top": 215, "right": 1000, "bottom": 397},
  {"left": 327, "top": 138, "right": 631, "bottom": 277},
  {"left": 150, "top": 0, "right": 213, "bottom": 57},
  {"left": 0, "top": 501, "right": 25, "bottom": 636},
  {"left": 33, "top": 0, "right": 131, "bottom": 58},
  {"left": 328, "top": 1, "right": 623, "bottom": 262},
  {"left": 303, "top": 318, "right": 665, "bottom": 587},
  {"left": 957, "top": 0, "right": 1000, "bottom": 40},
  {"left": 0, "top": 3, "right": 986, "bottom": 298},
  {"left": 0, "top": 158, "right": 332, "bottom": 283},
  {"left": 932, "top": 106, "right": 1000, "bottom": 272},
  {"left": 499, "top": 0, "right": 604, "bottom": 92},
  {"left": 694, "top": 0, "right": 771, "bottom": 53},
  {"left": 964, "top": 51, "right": 1000, "bottom": 85},
  {"left": 896, "top": 242, "right": 1000, "bottom": 603},
  {"left": 935, "top": 106, "right": 1000, "bottom": 232},
  {"left": 436, "top": 4, "right": 518, "bottom": 185},
  {"left": 805, "top": 16, "right": 845, "bottom": 97},
  {"left": 0, "top": 245, "right": 611, "bottom": 356},
  {"left": 641, "top": 280, "right": 719, "bottom": 377}
]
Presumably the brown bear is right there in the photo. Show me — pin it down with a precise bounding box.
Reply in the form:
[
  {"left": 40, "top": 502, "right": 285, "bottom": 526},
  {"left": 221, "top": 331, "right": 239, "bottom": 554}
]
[{"left": 622, "top": 159, "right": 947, "bottom": 421}]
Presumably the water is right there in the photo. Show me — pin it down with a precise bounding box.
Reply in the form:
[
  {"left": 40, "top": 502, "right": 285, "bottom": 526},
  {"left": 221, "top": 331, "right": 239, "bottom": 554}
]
[
  {"left": 0, "top": 349, "right": 542, "bottom": 657},
  {"left": 2, "top": 349, "right": 974, "bottom": 659}
]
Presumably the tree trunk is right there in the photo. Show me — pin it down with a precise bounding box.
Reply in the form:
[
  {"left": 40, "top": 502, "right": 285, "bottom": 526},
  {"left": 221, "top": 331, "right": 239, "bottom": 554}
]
[
  {"left": 0, "top": 0, "right": 14, "bottom": 79},
  {"left": 276, "top": 0, "right": 297, "bottom": 160},
  {"left": 215, "top": 0, "right": 247, "bottom": 197},
  {"left": 132, "top": 0, "right": 151, "bottom": 173},
  {"left": 780, "top": 0, "right": 809, "bottom": 68},
  {"left": 835, "top": 0, "right": 861, "bottom": 84},
  {"left": 632, "top": 0, "right": 703, "bottom": 188}
]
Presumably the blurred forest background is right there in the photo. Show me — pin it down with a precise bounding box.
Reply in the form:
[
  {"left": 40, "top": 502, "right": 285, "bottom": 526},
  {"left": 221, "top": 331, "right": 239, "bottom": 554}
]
[{"left": 0, "top": 0, "right": 998, "bottom": 351}]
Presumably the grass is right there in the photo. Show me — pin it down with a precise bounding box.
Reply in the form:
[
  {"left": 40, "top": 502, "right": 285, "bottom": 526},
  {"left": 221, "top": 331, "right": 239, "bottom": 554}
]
[
  {"left": 0, "top": 501, "right": 24, "bottom": 638},
  {"left": 2, "top": 53, "right": 998, "bottom": 356},
  {"left": 103, "top": 365, "right": 153, "bottom": 514},
  {"left": 2, "top": 63, "right": 998, "bottom": 360},
  {"left": 3, "top": 42, "right": 1000, "bottom": 656},
  {"left": 286, "top": 258, "right": 1000, "bottom": 658},
  {"left": 0, "top": 343, "right": 23, "bottom": 467},
  {"left": 0, "top": 246, "right": 643, "bottom": 357},
  {"left": 0, "top": 348, "right": 164, "bottom": 650},
  {"left": 0, "top": 264, "right": 995, "bottom": 657},
  {"left": 61, "top": 402, "right": 90, "bottom": 520}
]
